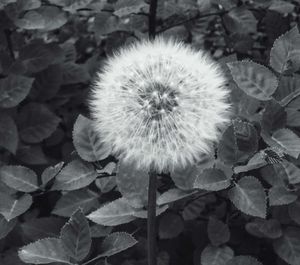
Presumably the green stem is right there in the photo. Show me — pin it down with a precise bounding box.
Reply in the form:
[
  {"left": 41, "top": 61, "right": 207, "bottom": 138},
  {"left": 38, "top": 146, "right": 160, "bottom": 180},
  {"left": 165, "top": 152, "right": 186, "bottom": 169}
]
[
  {"left": 148, "top": 170, "right": 157, "bottom": 265},
  {"left": 148, "top": 0, "right": 158, "bottom": 39}
]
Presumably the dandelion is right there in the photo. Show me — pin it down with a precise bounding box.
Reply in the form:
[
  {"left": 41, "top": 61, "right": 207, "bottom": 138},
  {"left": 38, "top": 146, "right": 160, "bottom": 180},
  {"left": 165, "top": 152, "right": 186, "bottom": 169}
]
[{"left": 90, "top": 38, "right": 231, "bottom": 172}]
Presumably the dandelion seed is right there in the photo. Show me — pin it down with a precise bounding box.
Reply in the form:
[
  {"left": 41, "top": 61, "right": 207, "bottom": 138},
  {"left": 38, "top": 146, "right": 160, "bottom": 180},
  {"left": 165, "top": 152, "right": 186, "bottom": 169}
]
[{"left": 90, "top": 38, "right": 231, "bottom": 172}]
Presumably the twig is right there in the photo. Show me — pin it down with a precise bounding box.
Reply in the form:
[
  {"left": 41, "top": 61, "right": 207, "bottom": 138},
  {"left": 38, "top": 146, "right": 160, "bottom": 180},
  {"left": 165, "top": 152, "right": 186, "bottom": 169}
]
[
  {"left": 148, "top": 170, "right": 157, "bottom": 265},
  {"left": 148, "top": 0, "right": 158, "bottom": 39}
]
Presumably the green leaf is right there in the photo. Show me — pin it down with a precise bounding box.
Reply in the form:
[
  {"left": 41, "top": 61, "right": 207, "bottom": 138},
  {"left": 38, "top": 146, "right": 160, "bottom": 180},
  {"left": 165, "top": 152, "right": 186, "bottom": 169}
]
[
  {"left": 15, "top": 0, "right": 41, "bottom": 11},
  {"left": 61, "top": 63, "right": 90, "bottom": 84},
  {"left": 90, "top": 224, "right": 112, "bottom": 238},
  {"left": 270, "top": 26, "right": 300, "bottom": 74},
  {"left": 116, "top": 160, "right": 148, "bottom": 207},
  {"left": 41, "top": 162, "right": 64, "bottom": 186},
  {"left": 52, "top": 160, "right": 97, "bottom": 191},
  {"left": 87, "top": 197, "right": 136, "bottom": 226},
  {"left": 233, "top": 151, "right": 267, "bottom": 174},
  {"left": 21, "top": 217, "right": 65, "bottom": 241},
  {"left": 228, "top": 176, "right": 267, "bottom": 218},
  {"left": 223, "top": 7, "right": 257, "bottom": 34},
  {"left": 93, "top": 12, "right": 120, "bottom": 36},
  {"left": 15, "top": 6, "right": 67, "bottom": 31},
  {"left": 273, "top": 75, "right": 300, "bottom": 103},
  {"left": 262, "top": 100, "right": 287, "bottom": 133},
  {"left": 207, "top": 217, "right": 230, "bottom": 246},
  {"left": 171, "top": 164, "right": 199, "bottom": 190},
  {"left": 227, "top": 61, "right": 278, "bottom": 101},
  {"left": 288, "top": 201, "right": 300, "bottom": 225},
  {"left": 0, "top": 215, "right": 17, "bottom": 239},
  {"left": 0, "top": 165, "right": 38, "bottom": 192},
  {"left": 95, "top": 176, "right": 117, "bottom": 193},
  {"left": 273, "top": 227, "right": 300, "bottom": 265},
  {"left": 73, "top": 115, "right": 111, "bottom": 162},
  {"left": 271, "top": 128, "right": 300, "bottom": 158},
  {"left": 269, "top": 1, "right": 295, "bottom": 14},
  {"left": 18, "top": 238, "right": 71, "bottom": 264},
  {"left": 113, "top": 0, "right": 148, "bottom": 17},
  {"left": 18, "top": 103, "right": 61, "bottom": 144},
  {"left": 0, "top": 113, "right": 18, "bottom": 154},
  {"left": 0, "top": 193, "right": 32, "bottom": 221},
  {"left": 62, "top": 0, "right": 94, "bottom": 13},
  {"left": 99, "top": 232, "right": 137, "bottom": 257},
  {"left": 0, "top": 74, "right": 33, "bottom": 108},
  {"left": 201, "top": 245, "right": 234, "bottom": 265},
  {"left": 226, "top": 256, "right": 263, "bottom": 265},
  {"left": 194, "top": 168, "right": 230, "bottom": 191},
  {"left": 245, "top": 218, "right": 282, "bottom": 239},
  {"left": 52, "top": 189, "right": 99, "bottom": 217},
  {"left": 60, "top": 209, "right": 91, "bottom": 261},
  {"left": 157, "top": 188, "right": 198, "bottom": 206},
  {"left": 17, "top": 145, "right": 48, "bottom": 165},
  {"left": 269, "top": 186, "right": 297, "bottom": 206},
  {"left": 287, "top": 109, "right": 300, "bottom": 127},
  {"left": 182, "top": 197, "right": 206, "bottom": 221},
  {"left": 159, "top": 212, "right": 184, "bottom": 239},
  {"left": 273, "top": 160, "right": 300, "bottom": 185}
]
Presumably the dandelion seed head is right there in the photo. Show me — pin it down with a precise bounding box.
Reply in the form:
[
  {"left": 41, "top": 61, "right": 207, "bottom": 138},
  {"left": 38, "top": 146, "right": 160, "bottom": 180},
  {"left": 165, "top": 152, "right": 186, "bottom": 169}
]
[{"left": 90, "top": 38, "right": 231, "bottom": 172}]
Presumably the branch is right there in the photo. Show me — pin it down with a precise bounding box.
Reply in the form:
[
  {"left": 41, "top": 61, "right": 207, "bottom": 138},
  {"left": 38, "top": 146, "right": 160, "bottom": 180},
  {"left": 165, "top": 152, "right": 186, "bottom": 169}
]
[{"left": 148, "top": 0, "right": 158, "bottom": 39}]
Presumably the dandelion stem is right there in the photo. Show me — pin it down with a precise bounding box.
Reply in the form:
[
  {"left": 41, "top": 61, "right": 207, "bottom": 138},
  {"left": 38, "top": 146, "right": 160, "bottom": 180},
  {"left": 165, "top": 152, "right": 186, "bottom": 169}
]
[
  {"left": 148, "top": 169, "right": 157, "bottom": 265},
  {"left": 148, "top": 0, "right": 158, "bottom": 39}
]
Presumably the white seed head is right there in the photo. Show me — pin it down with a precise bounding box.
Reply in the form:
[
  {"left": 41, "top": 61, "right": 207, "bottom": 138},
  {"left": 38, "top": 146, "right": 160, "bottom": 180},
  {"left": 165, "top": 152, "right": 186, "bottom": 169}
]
[{"left": 90, "top": 38, "right": 231, "bottom": 172}]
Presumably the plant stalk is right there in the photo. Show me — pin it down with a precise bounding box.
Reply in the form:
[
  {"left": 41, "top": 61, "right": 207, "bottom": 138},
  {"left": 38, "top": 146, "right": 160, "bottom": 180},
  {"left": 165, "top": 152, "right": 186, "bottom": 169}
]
[
  {"left": 147, "top": 170, "right": 157, "bottom": 265},
  {"left": 148, "top": 0, "right": 158, "bottom": 39}
]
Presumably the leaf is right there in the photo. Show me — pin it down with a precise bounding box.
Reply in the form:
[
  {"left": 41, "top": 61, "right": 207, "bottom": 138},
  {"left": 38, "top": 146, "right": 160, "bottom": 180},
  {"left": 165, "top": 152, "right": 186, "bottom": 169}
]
[
  {"left": 15, "top": 6, "right": 67, "bottom": 31},
  {"left": 273, "top": 75, "right": 300, "bottom": 102},
  {"left": 21, "top": 217, "right": 65, "bottom": 241},
  {"left": 99, "top": 232, "right": 137, "bottom": 257},
  {"left": 269, "top": 1, "right": 295, "bottom": 14},
  {"left": 245, "top": 218, "right": 282, "bottom": 239},
  {"left": 0, "top": 165, "right": 39, "bottom": 192},
  {"left": 95, "top": 176, "right": 116, "bottom": 193},
  {"left": 226, "top": 256, "right": 263, "bottom": 265},
  {"left": 0, "top": 74, "right": 33, "bottom": 108},
  {"left": 18, "top": 238, "right": 71, "bottom": 264},
  {"left": 269, "top": 186, "right": 297, "bottom": 206},
  {"left": 41, "top": 161, "right": 64, "bottom": 186},
  {"left": 52, "top": 160, "right": 97, "bottom": 191},
  {"left": 116, "top": 160, "right": 148, "bottom": 207},
  {"left": 0, "top": 193, "right": 32, "bottom": 221},
  {"left": 52, "top": 189, "right": 99, "bottom": 217},
  {"left": 113, "top": 0, "right": 148, "bottom": 17},
  {"left": 270, "top": 26, "right": 300, "bottom": 74},
  {"left": 271, "top": 128, "right": 300, "bottom": 158},
  {"left": 62, "top": 0, "right": 94, "bottom": 13},
  {"left": 157, "top": 188, "right": 198, "bottom": 206},
  {"left": 233, "top": 152, "right": 267, "bottom": 174},
  {"left": 228, "top": 176, "right": 267, "bottom": 218},
  {"left": 17, "top": 145, "right": 48, "bottom": 165},
  {"left": 73, "top": 115, "right": 111, "bottom": 162},
  {"left": 194, "top": 168, "right": 230, "bottom": 191},
  {"left": 93, "top": 12, "right": 119, "bottom": 36},
  {"left": 131, "top": 205, "right": 168, "bottom": 219},
  {"left": 0, "top": 113, "right": 18, "bottom": 154},
  {"left": 61, "top": 63, "right": 90, "bottom": 84},
  {"left": 262, "top": 100, "right": 287, "bottom": 133},
  {"left": 60, "top": 209, "right": 91, "bottom": 261},
  {"left": 0, "top": 215, "right": 17, "bottom": 240},
  {"left": 223, "top": 7, "right": 257, "bottom": 34},
  {"left": 171, "top": 164, "right": 199, "bottom": 190},
  {"left": 18, "top": 103, "right": 61, "bottom": 143},
  {"left": 15, "top": 0, "right": 41, "bottom": 11},
  {"left": 288, "top": 201, "right": 300, "bottom": 225},
  {"left": 182, "top": 197, "right": 206, "bottom": 221},
  {"left": 273, "top": 227, "right": 300, "bottom": 265},
  {"left": 207, "top": 217, "right": 230, "bottom": 246},
  {"left": 201, "top": 245, "right": 234, "bottom": 265},
  {"left": 227, "top": 61, "right": 278, "bottom": 101},
  {"left": 90, "top": 224, "right": 112, "bottom": 238},
  {"left": 159, "top": 212, "right": 184, "bottom": 239},
  {"left": 87, "top": 198, "right": 136, "bottom": 226}
]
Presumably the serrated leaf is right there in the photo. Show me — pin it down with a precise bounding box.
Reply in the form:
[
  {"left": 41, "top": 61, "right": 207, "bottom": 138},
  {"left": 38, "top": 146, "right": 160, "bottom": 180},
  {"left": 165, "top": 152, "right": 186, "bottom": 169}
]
[
  {"left": 15, "top": 6, "right": 67, "bottom": 31},
  {"left": 87, "top": 198, "right": 136, "bottom": 226},
  {"left": 201, "top": 245, "right": 234, "bottom": 265},
  {"left": 90, "top": 224, "right": 112, "bottom": 238},
  {"left": 207, "top": 217, "right": 230, "bottom": 246},
  {"left": 41, "top": 162, "right": 64, "bottom": 186},
  {"left": 262, "top": 100, "right": 287, "bottom": 133},
  {"left": 0, "top": 165, "right": 39, "bottom": 192},
  {"left": 0, "top": 74, "right": 33, "bottom": 108},
  {"left": 17, "top": 145, "right": 48, "bottom": 165},
  {"left": 131, "top": 204, "right": 168, "bottom": 219},
  {"left": 95, "top": 176, "right": 116, "bottom": 193},
  {"left": 271, "top": 128, "right": 300, "bottom": 158},
  {"left": 113, "top": 0, "right": 148, "bottom": 17},
  {"left": 73, "top": 115, "right": 111, "bottom": 162},
  {"left": 228, "top": 176, "right": 266, "bottom": 218},
  {"left": 269, "top": 186, "right": 297, "bottom": 206},
  {"left": 157, "top": 188, "right": 198, "bottom": 206},
  {"left": 52, "top": 189, "right": 99, "bottom": 217},
  {"left": 227, "top": 61, "right": 278, "bottom": 101},
  {"left": 63, "top": 0, "right": 94, "bottom": 13},
  {"left": 273, "top": 227, "right": 300, "bottom": 265},
  {"left": 21, "top": 217, "right": 65, "bottom": 241},
  {"left": 171, "top": 164, "right": 199, "bottom": 190},
  {"left": 116, "top": 160, "right": 148, "bottom": 207},
  {"left": 18, "top": 103, "right": 61, "bottom": 144},
  {"left": 60, "top": 209, "right": 91, "bottom": 261},
  {"left": 18, "top": 238, "right": 71, "bottom": 264},
  {"left": 52, "top": 160, "right": 97, "bottom": 191},
  {"left": 0, "top": 113, "right": 18, "bottom": 154},
  {"left": 61, "top": 63, "right": 90, "bottom": 84},
  {"left": 182, "top": 197, "right": 206, "bottom": 221},
  {"left": 0, "top": 215, "right": 17, "bottom": 239},
  {"left": 245, "top": 218, "right": 282, "bottom": 239},
  {"left": 288, "top": 201, "right": 300, "bottom": 225},
  {"left": 0, "top": 193, "right": 32, "bottom": 221},
  {"left": 194, "top": 168, "right": 230, "bottom": 191},
  {"left": 270, "top": 26, "right": 300, "bottom": 74},
  {"left": 234, "top": 152, "right": 267, "bottom": 174},
  {"left": 15, "top": 0, "right": 41, "bottom": 11},
  {"left": 93, "top": 12, "right": 119, "bottom": 36},
  {"left": 269, "top": 1, "right": 295, "bottom": 14},
  {"left": 159, "top": 212, "right": 184, "bottom": 239},
  {"left": 99, "top": 232, "right": 137, "bottom": 257},
  {"left": 226, "top": 255, "right": 263, "bottom": 265}
]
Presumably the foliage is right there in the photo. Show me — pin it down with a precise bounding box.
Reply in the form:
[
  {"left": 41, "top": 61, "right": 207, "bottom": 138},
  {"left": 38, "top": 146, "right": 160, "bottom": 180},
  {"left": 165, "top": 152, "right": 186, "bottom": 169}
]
[{"left": 0, "top": 0, "right": 300, "bottom": 265}]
